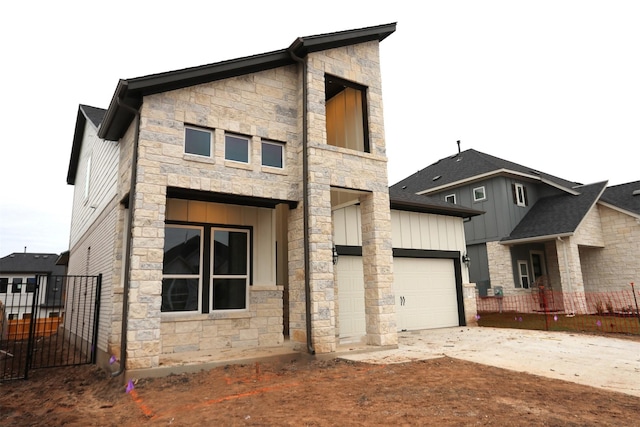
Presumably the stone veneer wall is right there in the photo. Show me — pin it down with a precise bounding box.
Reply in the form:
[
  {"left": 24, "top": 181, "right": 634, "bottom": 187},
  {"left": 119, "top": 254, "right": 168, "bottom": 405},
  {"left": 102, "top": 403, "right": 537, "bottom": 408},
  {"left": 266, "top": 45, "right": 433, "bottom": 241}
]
[
  {"left": 286, "top": 40, "right": 396, "bottom": 352},
  {"left": 486, "top": 241, "right": 517, "bottom": 295},
  {"left": 580, "top": 205, "right": 640, "bottom": 292}
]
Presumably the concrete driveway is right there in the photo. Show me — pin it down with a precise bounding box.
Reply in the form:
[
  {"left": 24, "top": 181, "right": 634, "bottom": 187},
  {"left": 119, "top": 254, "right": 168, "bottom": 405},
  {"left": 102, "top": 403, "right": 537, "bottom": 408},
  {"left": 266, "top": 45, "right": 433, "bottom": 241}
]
[{"left": 339, "top": 327, "right": 640, "bottom": 397}]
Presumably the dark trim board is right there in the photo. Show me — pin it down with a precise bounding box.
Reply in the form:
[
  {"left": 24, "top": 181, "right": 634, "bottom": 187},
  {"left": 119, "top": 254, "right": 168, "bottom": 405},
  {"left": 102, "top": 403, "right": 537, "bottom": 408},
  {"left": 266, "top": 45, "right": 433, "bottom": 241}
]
[{"left": 334, "top": 246, "right": 466, "bottom": 327}]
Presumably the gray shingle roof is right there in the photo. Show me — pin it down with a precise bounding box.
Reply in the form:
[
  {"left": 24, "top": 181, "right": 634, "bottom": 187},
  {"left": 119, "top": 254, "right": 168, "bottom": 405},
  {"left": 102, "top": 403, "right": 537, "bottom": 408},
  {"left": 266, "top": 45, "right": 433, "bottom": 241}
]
[
  {"left": 0, "top": 253, "right": 66, "bottom": 275},
  {"left": 80, "top": 104, "right": 106, "bottom": 129},
  {"left": 501, "top": 181, "right": 608, "bottom": 242},
  {"left": 601, "top": 180, "right": 640, "bottom": 215},
  {"left": 390, "top": 149, "right": 580, "bottom": 194}
]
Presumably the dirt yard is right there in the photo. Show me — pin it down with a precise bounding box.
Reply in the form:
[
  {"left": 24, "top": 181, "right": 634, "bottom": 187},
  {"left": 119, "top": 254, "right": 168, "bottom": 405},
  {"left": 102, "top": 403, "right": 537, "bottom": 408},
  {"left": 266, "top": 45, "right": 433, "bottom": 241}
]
[{"left": 1, "top": 355, "right": 639, "bottom": 426}]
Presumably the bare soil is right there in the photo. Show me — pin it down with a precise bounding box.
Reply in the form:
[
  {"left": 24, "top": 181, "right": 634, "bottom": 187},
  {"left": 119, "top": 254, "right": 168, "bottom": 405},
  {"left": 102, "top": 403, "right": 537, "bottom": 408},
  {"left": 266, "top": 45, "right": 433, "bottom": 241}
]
[{"left": 1, "top": 355, "right": 639, "bottom": 426}]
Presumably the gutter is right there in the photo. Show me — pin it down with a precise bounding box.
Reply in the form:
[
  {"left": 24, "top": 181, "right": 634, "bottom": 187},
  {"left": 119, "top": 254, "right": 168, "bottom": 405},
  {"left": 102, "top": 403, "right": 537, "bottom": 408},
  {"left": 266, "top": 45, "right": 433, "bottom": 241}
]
[
  {"left": 288, "top": 41, "right": 314, "bottom": 355},
  {"left": 111, "top": 98, "right": 141, "bottom": 377}
]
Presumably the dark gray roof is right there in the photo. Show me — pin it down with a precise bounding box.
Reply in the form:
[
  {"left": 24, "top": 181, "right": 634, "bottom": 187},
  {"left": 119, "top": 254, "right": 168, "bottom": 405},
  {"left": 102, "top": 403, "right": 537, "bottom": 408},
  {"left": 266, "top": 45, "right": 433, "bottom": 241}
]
[
  {"left": 81, "top": 104, "right": 106, "bottom": 128},
  {"left": 389, "top": 187, "right": 483, "bottom": 218},
  {"left": 501, "top": 181, "right": 607, "bottom": 243},
  {"left": 601, "top": 180, "right": 640, "bottom": 215},
  {"left": 391, "top": 149, "right": 580, "bottom": 195},
  {"left": 67, "top": 104, "right": 107, "bottom": 185},
  {"left": 98, "top": 23, "right": 396, "bottom": 141},
  {"left": 0, "top": 253, "right": 66, "bottom": 275}
]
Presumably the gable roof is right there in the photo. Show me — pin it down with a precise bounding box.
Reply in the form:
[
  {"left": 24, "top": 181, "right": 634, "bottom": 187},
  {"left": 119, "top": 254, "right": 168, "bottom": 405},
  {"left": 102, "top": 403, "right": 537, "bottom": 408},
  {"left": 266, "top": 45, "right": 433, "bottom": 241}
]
[
  {"left": 501, "top": 181, "right": 608, "bottom": 244},
  {"left": 67, "top": 104, "right": 107, "bottom": 185},
  {"left": 388, "top": 187, "right": 483, "bottom": 218},
  {"left": 600, "top": 180, "right": 640, "bottom": 216},
  {"left": 0, "top": 252, "right": 66, "bottom": 275},
  {"left": 97, "top": 23, "right": 396, "bottom": 141},
  {"left": 390, "top": 149, "right": 581, "bottom": 196}
]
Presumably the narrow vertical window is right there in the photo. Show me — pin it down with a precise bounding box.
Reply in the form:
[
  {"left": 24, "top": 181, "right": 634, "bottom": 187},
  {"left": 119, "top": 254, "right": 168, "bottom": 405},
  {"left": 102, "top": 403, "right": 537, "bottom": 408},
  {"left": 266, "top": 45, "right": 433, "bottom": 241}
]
[
  {"left": 84, "top": 156, "right": 91, "bottom": 201},
  {"left": 162, "top": 226, "right": 202, "bottom": 312},
  {"left": 211, "top": 229, "right": 250, "bottom": 310},
  {"left": 518, "top": 260, "right": 530, "bottom": 289}
]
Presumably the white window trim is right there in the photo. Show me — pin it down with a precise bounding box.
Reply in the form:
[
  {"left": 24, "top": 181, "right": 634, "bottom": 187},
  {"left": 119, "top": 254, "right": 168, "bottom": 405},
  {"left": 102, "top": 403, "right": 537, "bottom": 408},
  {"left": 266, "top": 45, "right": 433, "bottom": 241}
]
[
  {"left": 529, "top": 250, "right": 547, "bottom": 283},
  {"left": 445, "top": 194, "right": 456, "bottom": 204},
  {"left": 473, "top": 186, "right": 486, "bottom": 202},
  {"left": 210, "top": 227, "right": 250, "bottom": 312},
  {"left": 184, "top": 126, "right": 213, "bottom": 158},
  {"left": 515, "top": 183, "right": 526, "bottom": 207},
  {"left": 517, "top": 260, "right": 530, "bottom": 289},
  {"left": 224, "top": 133, "right": 251, "bottom": 164},
  {"left": 261, "top": 140, "right": 285, "bottom": 169},
  {"left": 161, "top": 225, "right": 203, "bottom": 314}
]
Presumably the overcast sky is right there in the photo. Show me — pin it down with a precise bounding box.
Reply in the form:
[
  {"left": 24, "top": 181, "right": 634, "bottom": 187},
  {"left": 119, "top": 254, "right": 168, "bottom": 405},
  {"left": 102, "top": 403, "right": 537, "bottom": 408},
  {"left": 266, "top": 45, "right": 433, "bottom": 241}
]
[{"left": 1, "top": 1, "right": 638, "bottom": 256}]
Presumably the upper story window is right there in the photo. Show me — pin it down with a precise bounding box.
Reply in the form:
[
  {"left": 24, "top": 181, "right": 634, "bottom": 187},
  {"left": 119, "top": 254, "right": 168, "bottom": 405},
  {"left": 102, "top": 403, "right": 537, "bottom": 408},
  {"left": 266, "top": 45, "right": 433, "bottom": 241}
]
[
  {"left": 445, "top": 194, "right": 456, "bottom": 204},
  {"left": 84, "top": 156, "right": 92, "bottom": 201},
  {"left": 473, "top": 186, "right": 486, "bottom": 202},
  {"left": 26, "top": 277, "right": 36, "bottom": 293},
  {"left": 0, "top": 278, "right": 7, "bottom": 293},
  {"left": 513, "top": 183, "right": 528, "bottom": 207},
  {"left": 225, "top": 133, "right": 250, "bottom": 163},
  {"left": 325, "top": 75, "right": 369, "bottom": 153},
  {"left": 184, "top": 126, "right": 212, "bottom": 157},
  {"left": 12, "top": 278, "right": 22, "bottom": 293},
  {"left": 261, "top": 140, "right": 284, "bottom": 169}
]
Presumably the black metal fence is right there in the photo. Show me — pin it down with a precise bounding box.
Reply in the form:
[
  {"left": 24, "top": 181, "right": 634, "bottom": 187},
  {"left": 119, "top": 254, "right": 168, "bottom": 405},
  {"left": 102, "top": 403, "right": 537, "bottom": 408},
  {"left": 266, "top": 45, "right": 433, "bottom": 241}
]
[{"left": 0, "top": 274, "right": 101, "bottom": 381}]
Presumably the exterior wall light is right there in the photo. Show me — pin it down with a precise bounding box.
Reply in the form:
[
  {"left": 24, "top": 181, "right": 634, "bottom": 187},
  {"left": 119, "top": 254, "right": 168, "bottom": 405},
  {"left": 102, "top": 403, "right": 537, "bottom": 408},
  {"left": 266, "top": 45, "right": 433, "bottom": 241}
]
[
  {"left": 462, "top": 253, "right": 471, "bottom": 268},
  {"left": 332, "top": 246, "right": 339, "bottom": 265}
]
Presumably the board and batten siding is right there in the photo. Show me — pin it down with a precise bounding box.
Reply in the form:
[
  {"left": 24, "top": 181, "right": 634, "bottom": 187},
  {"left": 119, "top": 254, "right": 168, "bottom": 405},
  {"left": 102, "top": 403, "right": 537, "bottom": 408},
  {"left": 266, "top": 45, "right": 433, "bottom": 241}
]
[
  {"left": 165, "top": 199, "right": 277, "bottom": 286},
  {"left": 333, "top": 205, "right": 466, "bottom": 252},
  {"left": 69, "top": 120, "right": 119, "bottom": 249}
]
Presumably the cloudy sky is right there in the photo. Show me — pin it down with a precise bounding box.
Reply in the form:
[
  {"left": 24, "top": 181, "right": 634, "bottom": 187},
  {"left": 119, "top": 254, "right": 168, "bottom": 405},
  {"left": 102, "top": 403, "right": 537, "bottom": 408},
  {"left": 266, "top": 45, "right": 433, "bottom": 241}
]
[{"left": 1, "top": 1, "right": 638, "bottom": 256}]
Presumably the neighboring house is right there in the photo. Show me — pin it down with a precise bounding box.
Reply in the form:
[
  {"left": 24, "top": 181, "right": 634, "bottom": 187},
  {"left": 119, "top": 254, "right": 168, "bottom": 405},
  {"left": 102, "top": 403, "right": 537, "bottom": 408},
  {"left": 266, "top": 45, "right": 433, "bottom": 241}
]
[
  {"left": 391, "top": 148, "right": 640, "bottom": 314},
  {"left": 65, "top": 23, "right": 479, "bottom": 378},
  {"left": 0, "top": 252, "right": 67, "bottom": 321}
]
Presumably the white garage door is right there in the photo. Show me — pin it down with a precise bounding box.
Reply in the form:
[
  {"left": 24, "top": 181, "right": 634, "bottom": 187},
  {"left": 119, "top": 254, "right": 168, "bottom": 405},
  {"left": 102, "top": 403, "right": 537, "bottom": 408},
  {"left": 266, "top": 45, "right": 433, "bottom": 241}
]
[
  {"left": 337, "top": 256, "right": 460, "bottom": 338},
  {"left": 336, "top": 256, "right": 366, "bottom": 340},
  {"left": 394, "top": 258, "right": 459, "bottom": 331}
]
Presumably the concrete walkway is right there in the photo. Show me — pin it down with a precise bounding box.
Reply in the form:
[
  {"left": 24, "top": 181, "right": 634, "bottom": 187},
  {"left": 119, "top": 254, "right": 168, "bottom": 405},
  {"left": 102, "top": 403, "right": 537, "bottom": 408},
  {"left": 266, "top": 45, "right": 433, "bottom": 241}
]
[{"left": 339, "top": 327, "right": 640, "bottom": 397}]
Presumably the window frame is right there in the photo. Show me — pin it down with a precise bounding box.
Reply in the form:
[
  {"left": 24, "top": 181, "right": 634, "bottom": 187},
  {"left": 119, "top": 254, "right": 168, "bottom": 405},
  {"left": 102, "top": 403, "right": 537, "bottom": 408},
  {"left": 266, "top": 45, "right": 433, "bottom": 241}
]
[
  {"left": 517, "top": 260, "right": 530, "bottom": 289},
  {"left": 224, "top": 133, "right": 251, "bottom": 164},
  {"left": 445, "top": 194, "right": 456, "bottom": 204},
  {"left": 11, "top": 278, "right": 22, "bottom": 293},
  {"left": 161, "top": 224, "right": 204, "bottom": 314},
  {"left": 325, "top": 74, "right": 370, "bottom": 153},
  {"left": 514, "top": 183, "right": 527, "bottom": 207},
  {"left": 210, "top": 227, "right": 251, "bottom": 312},
  {"left": 0, "top": 277, "right": 7, "bottom": 293},
  {"left": 473, "top": 186, "right": 486, "bottom": 202},
  {"left": 184, "top": 126, "right": 213, "bottom": 158},
  {"left": 84, "top": 155, "right": 92, "bottom": 201},
  {"left": 261, "top": 140, "right": 285, "bottom": 169}
]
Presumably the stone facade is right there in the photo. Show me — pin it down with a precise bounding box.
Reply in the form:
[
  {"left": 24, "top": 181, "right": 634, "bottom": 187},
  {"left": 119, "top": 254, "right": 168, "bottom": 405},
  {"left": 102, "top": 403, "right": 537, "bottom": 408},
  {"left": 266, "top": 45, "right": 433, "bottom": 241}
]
[{"left": 580, "top": 205, "right": 640, "bottom": 292}]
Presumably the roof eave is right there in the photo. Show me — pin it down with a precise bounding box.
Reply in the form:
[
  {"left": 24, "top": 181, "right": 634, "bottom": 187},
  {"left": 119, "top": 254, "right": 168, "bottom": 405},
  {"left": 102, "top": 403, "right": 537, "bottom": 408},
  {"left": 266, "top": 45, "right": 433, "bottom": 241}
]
[
  {"left": 390, "top": 200, "right": 483, "bottom": 218},
  {"left": 500, "top": 232, "right": 573, "bottom": 245},
  {"left": 66, "top": 107, "right": 88, "bottom": 185}
]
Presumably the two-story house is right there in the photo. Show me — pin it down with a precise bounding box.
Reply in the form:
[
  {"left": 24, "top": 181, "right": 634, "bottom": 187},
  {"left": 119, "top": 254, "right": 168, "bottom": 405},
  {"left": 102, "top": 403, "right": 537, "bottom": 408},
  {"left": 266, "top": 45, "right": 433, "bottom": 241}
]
[
  {"left": 65, "top": 24, "right": 481, "bottom": 379},
  {"left": 391, "top": 148, "right": 640, "bottom": 314}
]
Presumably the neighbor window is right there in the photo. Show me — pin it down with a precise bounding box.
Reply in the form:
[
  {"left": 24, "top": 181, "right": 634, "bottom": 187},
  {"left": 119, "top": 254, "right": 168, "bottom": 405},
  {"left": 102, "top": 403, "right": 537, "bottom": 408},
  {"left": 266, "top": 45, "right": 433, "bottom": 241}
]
[
  {"left": 517, "top": 260, "right": 530, "bottom": 289},
  {"left": 325, "top": 75, "right": 369, "bottom": 152},
  {"left": 8, "top": 314, "right": 18, "bottom": 320},
  {"left": 513, "top": 183, "right": 528, "bottom": 207},
  {"left": 261, "top": 140, "right": 284, "bottom": 168},
  {"left": 22, "top": 313, "right": 32, "bottom": 320},
  {"left": 0, "top": 278, "right": 7, "bottom": 293},
  {"left": 11, "top": 278, "right": 22, "bottom": 293},
  {"left": 162, "top": 225, "right": 202, "bottom": 312},
  {"left": 26, "top": 277, "right": 36, "bottom": 293},
  {"left": 473, "top": 186, "right": 486, "bottom": 202},
  {"left": 184, "top": 127, "right": 212, "bottom": 157},
  {"left": 162, "top": 224, "right": 251, "bottom": 313},
  {"left": 84, "top": 156, "right": 92, "bottom": 200},
  {"left": 225, "top": 134, "right": 250, "bottom": 163},
  {"left": 445, "top": 194, "right": 456, "bottom": 204}
]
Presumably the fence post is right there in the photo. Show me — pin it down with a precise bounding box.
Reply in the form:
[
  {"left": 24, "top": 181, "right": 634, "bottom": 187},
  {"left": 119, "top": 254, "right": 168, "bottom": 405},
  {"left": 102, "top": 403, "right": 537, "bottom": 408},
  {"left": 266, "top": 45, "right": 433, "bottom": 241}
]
[
  {"left": 91, "top": 274, "right": 102, "bottom": 364},
  {"left": 631, "top": 282, "right": 640, "bottom": 326},
  {"left": 24, "top": 278, "right": 42, "bottom": 380}
]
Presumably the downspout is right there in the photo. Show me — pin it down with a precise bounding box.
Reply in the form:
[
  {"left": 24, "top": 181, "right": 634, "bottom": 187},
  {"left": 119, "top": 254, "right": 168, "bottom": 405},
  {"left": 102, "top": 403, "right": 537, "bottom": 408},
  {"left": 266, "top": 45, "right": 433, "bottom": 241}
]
[
  {"left": 112, "top": 98, "right": 141, "bottom": 377},
  {"left": 289, "top": 43, "right": 314, "bottom": 355}
]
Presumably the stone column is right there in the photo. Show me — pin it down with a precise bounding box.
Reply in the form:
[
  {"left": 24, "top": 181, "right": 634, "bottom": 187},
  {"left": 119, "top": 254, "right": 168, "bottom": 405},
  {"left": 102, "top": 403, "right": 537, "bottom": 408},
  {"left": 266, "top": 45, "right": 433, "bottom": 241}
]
[
  {"left": 360, "top": 191, "right": 397, "bottom": 346},
  {"left": 555, "top": 237, "right": 588, "bottom": 314}
]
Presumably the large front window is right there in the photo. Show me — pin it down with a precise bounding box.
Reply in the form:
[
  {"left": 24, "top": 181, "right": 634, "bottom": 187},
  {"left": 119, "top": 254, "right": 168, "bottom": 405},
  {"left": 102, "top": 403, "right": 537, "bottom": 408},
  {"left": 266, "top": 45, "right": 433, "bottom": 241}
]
[
  {"left": 162, "top": 225, "right": 251, "bottom": 313},
  {"left": 212, "top": 229, "right": 249, "bottom": 310},
  {"left": 162, "top": 226, "right": 202, "bottom": 312}
]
